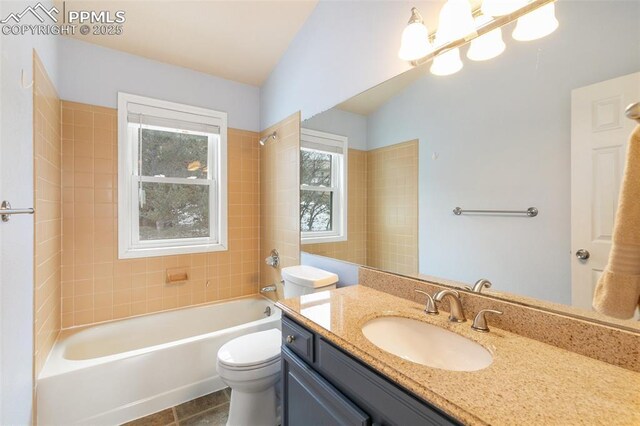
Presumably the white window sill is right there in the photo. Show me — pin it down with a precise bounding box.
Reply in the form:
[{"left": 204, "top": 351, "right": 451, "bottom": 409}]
[
  {"left": 119, "top": 242, "right": 228, "bottom": 259},
  {"left": 301, "top": 234, "right": 347, "bottom": 245}
]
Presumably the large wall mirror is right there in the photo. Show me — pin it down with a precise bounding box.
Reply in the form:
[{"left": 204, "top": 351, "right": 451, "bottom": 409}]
[{"left": 299, "top": 0, "right": 640, "bottom": 329}]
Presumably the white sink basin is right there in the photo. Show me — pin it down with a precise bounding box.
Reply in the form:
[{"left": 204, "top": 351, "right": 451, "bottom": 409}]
[{"left": 361, "top": 316, "right": 493, "bottom": 372}]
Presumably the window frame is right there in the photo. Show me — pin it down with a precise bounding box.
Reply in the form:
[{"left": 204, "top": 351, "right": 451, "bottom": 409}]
[
  {"left": 117, "top": 93, "right": 228, "bottom": 259},
  {"left": 300, "top": 128, "right": 348, "bottom": 244}
]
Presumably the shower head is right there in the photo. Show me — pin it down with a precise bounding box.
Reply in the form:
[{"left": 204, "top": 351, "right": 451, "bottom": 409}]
[{"left": 259, "top": 131, "right": 277, "bottom": 146}]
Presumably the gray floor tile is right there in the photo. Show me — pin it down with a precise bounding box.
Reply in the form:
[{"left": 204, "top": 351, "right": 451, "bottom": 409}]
[
  {"left": 175, "top": 388, "right": 230, "bottom": 420},
  {"left": 121, "top": 408, "right": 176, "bottom": 426},
  {"left": 179, "top": 403, "right": 229, "bottom": 426}
]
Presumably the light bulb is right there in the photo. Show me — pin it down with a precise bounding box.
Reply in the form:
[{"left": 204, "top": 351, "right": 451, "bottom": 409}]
[
  {"left": 431, "top": 48, "right": 463, "bottom": 76},
  {"left": 467, "top": 14, "right": 506, "bottom": 61},
  {"left": 398, "top": 21, "right": 432, "bottom": 61},
  {"left": 481, "top": 0, "right": 528, "bottom": 17},
  {"left": 513, "top": 3, "right": 559, "bottom": 41},
  {"left": 437, "top": 0, "right": 476, "bottom": 44},
  {"left": 398, "top": 7, "right": 432, "bottom": 61}
]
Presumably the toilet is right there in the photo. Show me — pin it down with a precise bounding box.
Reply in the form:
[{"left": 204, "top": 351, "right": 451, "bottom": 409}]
[
  {"left": 216, "top": 265, "right": 339, "bottom": 426},
  {"left": 281, "top": 265, "right": 339, "bottom": 298}
]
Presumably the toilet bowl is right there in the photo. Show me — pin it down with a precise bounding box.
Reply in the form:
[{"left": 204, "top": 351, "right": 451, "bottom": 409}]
[
  {"left": 217, "top": 328, "right": 282, "bottom": 426},
  {"left": 217, "top": 266, "right": 339, "bottom": 425}
]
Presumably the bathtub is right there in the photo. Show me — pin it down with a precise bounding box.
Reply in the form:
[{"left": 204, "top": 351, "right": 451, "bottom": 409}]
[{"left": 37, "top": 295, "right": 281, "bottom": 425}]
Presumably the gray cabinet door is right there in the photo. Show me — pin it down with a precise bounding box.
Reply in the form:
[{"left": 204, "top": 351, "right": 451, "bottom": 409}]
[{"left": 282, "top": 346, "right": 370, "bottom": 426}]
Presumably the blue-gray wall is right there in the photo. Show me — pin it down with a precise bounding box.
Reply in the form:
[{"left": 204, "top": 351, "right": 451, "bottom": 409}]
[
  {"left": 303, "top": 108, "right": 368, "bottom": 150},
  {"left": 260, "top": 0, "right": 430, "bottom": 129},
  {"left": 58, "top": 38, "right": 261, "bottom": 131}
]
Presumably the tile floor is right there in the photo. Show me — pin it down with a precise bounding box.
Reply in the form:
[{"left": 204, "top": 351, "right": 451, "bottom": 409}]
[{"left": 122, "top": 388, "right": 230, "bottom": 426}]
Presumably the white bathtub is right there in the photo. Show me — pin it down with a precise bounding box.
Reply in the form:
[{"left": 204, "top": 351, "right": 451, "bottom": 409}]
[{"left": 37, "top": 295, "right": 281, "bottom": 425}]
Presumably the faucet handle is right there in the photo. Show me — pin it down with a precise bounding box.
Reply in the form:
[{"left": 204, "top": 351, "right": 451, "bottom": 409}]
[
  {"left": 464, "top": 279, "right": 492, "bottom": 293},
  {"left": 414, "top": 289, "right": 438, "bottom": 315},
  {"left": 471, "top": 309, "right": 503, "bottom": 332},
  {"left": 473, "top": 279, "right": 492, "bottom": 293}
]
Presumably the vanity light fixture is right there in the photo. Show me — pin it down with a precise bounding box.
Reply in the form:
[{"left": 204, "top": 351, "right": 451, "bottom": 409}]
[
  {"left": 481, "top": 0, "right": 529, "bottom": 17},
  {"left": 467, "top": 13, "right": 506, "bottom": 61},
  {"left": 430, "top": 46, "right": 463, "bottom": 76},
  {"left": 399, "top": 0, "right": 558, "bottom": 74},
  {"left": 436, "top": 0, "right": 476, "bottom": 44},
  {"left": 512, "top": 2, "right": 559, "bottom": 41},
  {"left": 398, "top": 7, "right": 432, "bottom": 61}
]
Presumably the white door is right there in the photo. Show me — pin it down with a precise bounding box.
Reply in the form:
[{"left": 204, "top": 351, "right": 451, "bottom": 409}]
[{"left": 571, "top": 72, "right": 640, "bottom": 311}]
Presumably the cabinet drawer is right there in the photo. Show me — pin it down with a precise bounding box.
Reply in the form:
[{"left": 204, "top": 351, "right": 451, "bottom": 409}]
[
  {"left": 317, "top": 339, "right": 460, "bottom": 426},
  {"left": 282, "top": 346, "right": 370, "bottom": 426},
  {"left": 282, "top": 316, "right": 314, "bottom": 364}
]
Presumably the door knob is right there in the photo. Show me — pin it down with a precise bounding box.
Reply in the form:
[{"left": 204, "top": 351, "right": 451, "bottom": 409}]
[{"left": 575, "top": 249, "right": 590, "bottom": 260}]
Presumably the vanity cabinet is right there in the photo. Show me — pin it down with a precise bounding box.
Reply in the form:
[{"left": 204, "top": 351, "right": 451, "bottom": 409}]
[{"left": 281, "top": 315, "right": 460, "bottom": 426}]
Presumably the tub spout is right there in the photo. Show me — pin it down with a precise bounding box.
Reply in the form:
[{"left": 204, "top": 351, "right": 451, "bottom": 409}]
[{"left": 261, "top": 285, "right": 277, "bottom": 293}]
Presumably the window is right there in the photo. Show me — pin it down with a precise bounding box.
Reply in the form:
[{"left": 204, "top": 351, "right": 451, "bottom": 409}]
[
  {"left": 118, "top": 93, "right": 227, "bottom": 258},
  {"left": 300, "top": 129, "right": 347, "bottom": 243}
]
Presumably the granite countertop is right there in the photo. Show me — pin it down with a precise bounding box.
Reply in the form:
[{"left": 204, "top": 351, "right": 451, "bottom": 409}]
[{"left": 275, "top": 285, "right": 640, "bottom": 426}]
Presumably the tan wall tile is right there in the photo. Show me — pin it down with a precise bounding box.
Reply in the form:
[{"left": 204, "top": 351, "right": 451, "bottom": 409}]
[
  {"left": 33, "top": 53, "right": 62, "bottom": 378},
  {"left": 260, "top": 113, "right": 301, "bottom": 297},
  {"left": 60, "top": 101, "right": 262, "bottom": 327},
  {"left": 366, "top": 140, "right": 419, "bottom": 275}
]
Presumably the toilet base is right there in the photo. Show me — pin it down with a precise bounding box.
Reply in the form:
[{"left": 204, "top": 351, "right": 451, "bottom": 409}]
[{"left": 227, "top": 387, "right": 277, "bottom": 426}]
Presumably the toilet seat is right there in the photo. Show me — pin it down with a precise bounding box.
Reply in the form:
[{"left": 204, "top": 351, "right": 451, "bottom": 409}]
[
  {"left": 218, "top": 328, "right": 281, "bottom": 371},
  {"left": 217, "top": 357, "right": 281, "bottom": 384}
]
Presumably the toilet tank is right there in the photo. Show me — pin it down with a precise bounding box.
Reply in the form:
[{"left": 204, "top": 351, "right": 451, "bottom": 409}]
[{"left": 281, "top": 265, "right": 339, "bottom": 298}]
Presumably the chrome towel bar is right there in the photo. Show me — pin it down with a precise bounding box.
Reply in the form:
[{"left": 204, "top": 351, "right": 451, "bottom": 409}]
[
  {"left": 453, "top": 207, "right": 538, "bottom": 217},
  {"left": 1, "top": 200, "right": 35, "bottom": 222}
]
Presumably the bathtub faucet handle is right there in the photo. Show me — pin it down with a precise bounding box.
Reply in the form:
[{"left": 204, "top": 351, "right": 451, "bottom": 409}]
[{"left": 265, "top": 249, "right": 279, "bottom": 268}]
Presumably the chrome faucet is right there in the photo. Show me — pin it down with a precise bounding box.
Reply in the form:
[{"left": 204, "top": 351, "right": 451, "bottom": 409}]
[
  {"left": 265, "top": 249, "right": 279, "bottom": 268},
  {"left": 465, "top": 278, "right": 492, "bottom": 293},
  {"left": 414, "top": 289, "right": 438, "bottom": 315},
  {"left": 471, "top": 309, "right": 503, "bottom": 332},
  {"left": 433, "top": 289, "right": 466, "bottom": 322},
  {"left": 261, "top": 285, "right": 277, "bottom": 293}
]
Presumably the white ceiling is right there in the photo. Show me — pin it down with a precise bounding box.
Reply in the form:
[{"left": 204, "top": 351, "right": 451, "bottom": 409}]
[{"left": 55, "top": 1, "right": 319, "bottom": 86}]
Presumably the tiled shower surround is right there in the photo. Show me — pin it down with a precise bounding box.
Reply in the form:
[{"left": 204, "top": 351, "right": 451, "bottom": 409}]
[
  {"left": 33, "top": 54, "right": 62, "bottom": 376},
  {"left": 259, "top": 113, "right": 301, "bottom": 296},
  {"left": 60, "top": 101, "right": 261, "bottom": 328}
]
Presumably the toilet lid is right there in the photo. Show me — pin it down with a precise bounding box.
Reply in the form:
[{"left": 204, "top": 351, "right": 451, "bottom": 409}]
[{"left": 217, "top": 328, "right": 282, "bottom": 368}]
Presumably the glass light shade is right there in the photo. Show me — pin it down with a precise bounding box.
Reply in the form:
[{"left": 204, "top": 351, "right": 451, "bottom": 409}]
[
  {"left": 398, "top": 21, "right": 432, "bottom": 61},
  {"left": 436, "top": 0, "right": 476, "bottom": 44},
  {"left": 512, "top": 3, "right": 559, "bottom": 41},
  {"left": 430, "top": 48, "right": 463, "bottom": 76},
  {"left": 481, "top": 0, "right": 528, "bottom": 17},
  {"left": 467, "top": 14, "right": 506, "bottom": 61}
]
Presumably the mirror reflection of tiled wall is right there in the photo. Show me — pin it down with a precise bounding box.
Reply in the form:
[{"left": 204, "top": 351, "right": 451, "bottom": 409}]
[{"left": 304, "top": 140, "right": 418, "bottom": 276}]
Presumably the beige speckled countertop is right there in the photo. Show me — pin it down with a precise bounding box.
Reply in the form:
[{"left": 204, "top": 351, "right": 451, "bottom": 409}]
[{"left": 276, "top": 285, "right": 640, "bottom": 426}]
